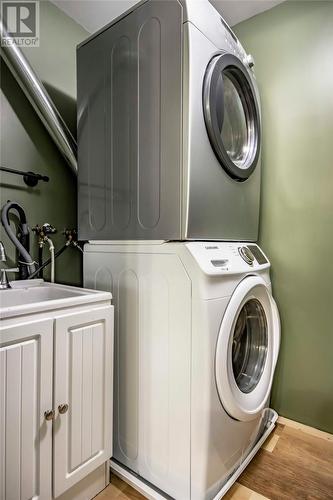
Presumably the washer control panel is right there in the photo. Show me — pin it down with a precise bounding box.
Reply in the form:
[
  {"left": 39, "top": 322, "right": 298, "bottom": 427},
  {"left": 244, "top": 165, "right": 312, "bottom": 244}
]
[{"left": 186, "top": 242, "right": 269, "bottom": 276}]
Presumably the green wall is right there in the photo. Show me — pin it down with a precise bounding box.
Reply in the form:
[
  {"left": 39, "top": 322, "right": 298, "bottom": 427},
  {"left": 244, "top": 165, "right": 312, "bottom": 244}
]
[
  {"left": 235, "top": 1, "right": 333, "bottom": 433},
  {"left": 0, "top": 0, "right": 88, "bottom": 286}
]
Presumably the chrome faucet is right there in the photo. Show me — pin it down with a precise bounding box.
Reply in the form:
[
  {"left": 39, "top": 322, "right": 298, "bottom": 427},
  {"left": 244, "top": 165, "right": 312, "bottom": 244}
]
[{"left": 0, "top": 241, "right": 19, "bottom": 289}]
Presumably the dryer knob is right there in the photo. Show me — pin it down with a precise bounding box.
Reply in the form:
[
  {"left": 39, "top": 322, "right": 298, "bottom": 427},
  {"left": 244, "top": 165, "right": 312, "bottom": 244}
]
[{"left": 246, "top": 54, "right": 255, "bottom": 68}]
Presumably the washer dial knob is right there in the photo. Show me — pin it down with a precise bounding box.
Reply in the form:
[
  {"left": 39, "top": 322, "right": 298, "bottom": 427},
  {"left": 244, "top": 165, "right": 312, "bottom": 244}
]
[{"left": 238, "top": 246, "right": 255, "bottom": 265}]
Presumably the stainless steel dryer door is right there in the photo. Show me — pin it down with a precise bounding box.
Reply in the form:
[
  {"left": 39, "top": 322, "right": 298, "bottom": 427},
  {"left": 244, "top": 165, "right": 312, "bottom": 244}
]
[{"left": 203, "top": 53, "right": 261, "bottom": 181}]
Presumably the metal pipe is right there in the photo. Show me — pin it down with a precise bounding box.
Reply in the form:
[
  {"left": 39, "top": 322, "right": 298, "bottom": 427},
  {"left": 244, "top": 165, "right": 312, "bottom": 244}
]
[{"left": 0, "top": 19, "right": 78, "bottom": 175}]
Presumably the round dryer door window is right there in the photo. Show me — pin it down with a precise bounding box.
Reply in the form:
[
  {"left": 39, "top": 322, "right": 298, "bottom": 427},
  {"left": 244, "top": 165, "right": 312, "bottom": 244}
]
[
  {"left": 215, "top": 276, "right": 280, "bottom": 422},
  {"left": 203, "top": 53, "right": 261, "bottom": 181}
]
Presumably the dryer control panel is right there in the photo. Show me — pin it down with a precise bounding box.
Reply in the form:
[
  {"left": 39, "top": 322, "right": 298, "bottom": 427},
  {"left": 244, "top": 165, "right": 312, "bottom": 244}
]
[{"left": 186, "top": 242, "right": 270, "bottom": 276}]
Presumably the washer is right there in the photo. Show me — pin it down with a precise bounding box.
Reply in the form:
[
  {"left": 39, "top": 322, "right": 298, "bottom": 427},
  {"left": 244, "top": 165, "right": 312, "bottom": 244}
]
[
  {"left": 77, "top": 0, "right": 262, "bottom": 241},
  {"left": 84, "top": 241, "right": 280, "bottom": 499}
]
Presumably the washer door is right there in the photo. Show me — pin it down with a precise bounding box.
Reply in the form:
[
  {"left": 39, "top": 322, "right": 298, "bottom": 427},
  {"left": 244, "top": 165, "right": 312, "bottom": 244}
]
[
  {"left": 215, "top": 276, "right": 280, "bottom": 422},
  {"left": 203, "top": 53, "right": 261, "bottom": 181}
]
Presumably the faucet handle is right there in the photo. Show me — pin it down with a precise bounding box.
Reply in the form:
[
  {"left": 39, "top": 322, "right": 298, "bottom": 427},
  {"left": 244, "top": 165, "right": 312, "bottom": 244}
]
[{"left": 0, "top": 268, "right": 19, "bottom": 289}]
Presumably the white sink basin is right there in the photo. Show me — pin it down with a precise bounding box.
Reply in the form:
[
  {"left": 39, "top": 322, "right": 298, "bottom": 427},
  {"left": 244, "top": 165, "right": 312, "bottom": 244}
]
[
  {"left": 1, "top": 285, "right": 86, "bottom": 307},
  {"left": 0, "top": 280, "right": 111, "bottom": 319}
]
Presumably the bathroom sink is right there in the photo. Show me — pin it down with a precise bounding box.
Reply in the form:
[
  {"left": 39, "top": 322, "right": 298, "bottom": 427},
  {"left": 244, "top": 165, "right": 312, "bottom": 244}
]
[{"left": 0, "top": 279, "right": 111, "bottom": 319}]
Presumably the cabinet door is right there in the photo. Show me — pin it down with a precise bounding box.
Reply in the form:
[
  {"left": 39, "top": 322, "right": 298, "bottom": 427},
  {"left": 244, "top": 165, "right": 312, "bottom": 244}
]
[
  {"left": 0, "top": 319, "right": 53, "bottom": 500},
  {"left": 53, "top": 306, "right": 113, "bottom": 497}
]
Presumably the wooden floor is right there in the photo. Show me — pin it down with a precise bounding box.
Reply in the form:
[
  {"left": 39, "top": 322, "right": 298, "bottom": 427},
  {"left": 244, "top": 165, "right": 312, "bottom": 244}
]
[{"left": 96, "top": 418, "right": 333, "bottom": 500}]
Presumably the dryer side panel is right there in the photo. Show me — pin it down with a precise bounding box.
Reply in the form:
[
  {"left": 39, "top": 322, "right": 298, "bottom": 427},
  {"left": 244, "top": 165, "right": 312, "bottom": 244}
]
[{"left": 77, "top": 0, "right": 183, "bottom": 240}]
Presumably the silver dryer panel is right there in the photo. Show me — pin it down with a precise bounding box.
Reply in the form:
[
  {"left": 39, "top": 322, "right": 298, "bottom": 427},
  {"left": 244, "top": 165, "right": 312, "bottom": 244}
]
[
  {"left": 77, "top": 0, "right": 261, "bottom": 241},
  {"left": 77, "top": 0, "right": 183, "bottom": 240}
]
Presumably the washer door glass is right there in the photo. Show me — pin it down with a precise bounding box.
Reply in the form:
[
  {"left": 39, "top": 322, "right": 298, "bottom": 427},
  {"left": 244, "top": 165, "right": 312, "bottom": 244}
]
[
  {"left": 203, "top": 53, "right": 261, "bottom": 181},
  {"left": 232, "top": 299, "right": 268, "bottom": 394},
  {"left": 215, "top": 276, "right": 280, "bottom": 422}
]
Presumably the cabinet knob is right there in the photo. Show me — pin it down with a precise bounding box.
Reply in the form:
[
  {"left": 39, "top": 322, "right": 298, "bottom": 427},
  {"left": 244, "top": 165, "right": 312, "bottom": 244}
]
[
  {"left": 58, "top": 403, "right": 69, "bottom": 415},
  {"left": 44, "top": 410, "right": 55, "bottom": 421}
]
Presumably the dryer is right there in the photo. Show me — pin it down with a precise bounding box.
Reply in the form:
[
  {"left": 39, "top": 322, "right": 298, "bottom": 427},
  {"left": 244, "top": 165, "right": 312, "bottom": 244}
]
[
  {"left": 84, "top": 241, "right": 280, "bottom": 499},
  {"left": 77, "top": 0, "right": 262, "bottom": 241}
]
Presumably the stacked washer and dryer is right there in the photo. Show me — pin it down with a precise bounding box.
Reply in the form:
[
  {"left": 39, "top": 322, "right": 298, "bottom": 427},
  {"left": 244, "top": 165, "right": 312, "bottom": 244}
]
[{"left": 77, "top": 1, "right": 280, "bottom": 499}]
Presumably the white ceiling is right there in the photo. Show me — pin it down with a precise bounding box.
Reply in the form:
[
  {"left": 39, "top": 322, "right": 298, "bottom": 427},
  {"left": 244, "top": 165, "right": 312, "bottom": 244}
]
[{"left": 51, "top": 0, "right": 284, "bottom": 33}]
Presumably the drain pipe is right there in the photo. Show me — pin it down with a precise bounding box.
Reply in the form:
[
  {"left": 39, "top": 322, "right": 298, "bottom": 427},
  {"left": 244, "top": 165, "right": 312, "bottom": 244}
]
[
  {"left": 1, "top": 201, "right": 36, "bottom": 278},
  {"left": 0, "top": 19, "right": 78, "bottom": 175}
]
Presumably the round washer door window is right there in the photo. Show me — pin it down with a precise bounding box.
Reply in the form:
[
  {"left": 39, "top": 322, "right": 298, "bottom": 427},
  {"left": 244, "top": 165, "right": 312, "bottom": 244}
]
[
  {"left": 232, "top": 298, "right": 268, "bottom": 394},
  {"left": 203, "top": 53, "right": 261, "bottom": 181},
  {"left": 215, "top": 276, "right": 280, "bottom": 422}
]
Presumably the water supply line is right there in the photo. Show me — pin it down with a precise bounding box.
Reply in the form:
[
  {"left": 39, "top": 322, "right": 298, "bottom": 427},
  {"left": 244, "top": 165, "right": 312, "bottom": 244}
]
[
  {"left": 45, "top": 237, "right": 55, "bottom": 283},
  {"left": 28, "top": 228, "right": 81, "bottom": 280},
  {"left": 0, "top": 19, "right": 78, "bottom": 175},
  {"left": 38, "top": 242, "right": 44, "bottom": 278},
  {"left": 32, "top": 223, "right": 57, "bottom": 279},
  {"left": 27, "top": 242, "right": 70, "bottom": 280}
]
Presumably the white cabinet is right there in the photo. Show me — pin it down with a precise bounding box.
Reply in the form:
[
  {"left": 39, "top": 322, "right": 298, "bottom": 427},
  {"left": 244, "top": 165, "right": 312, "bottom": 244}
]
[
  {"left": 0, "top": 304, "right": 113, "bottom": 500},
  {"left": 0, "top": 319, "right": 53, "bottom": 500},
  {"left": 53, "top": 308, "right": 113, "bottom": 497}
]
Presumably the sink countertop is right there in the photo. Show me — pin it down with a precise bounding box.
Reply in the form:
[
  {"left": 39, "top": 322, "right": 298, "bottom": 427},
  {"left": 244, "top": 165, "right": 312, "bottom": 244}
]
[{"left": 0, "top": 280, "right": 112, "bottom": 320}]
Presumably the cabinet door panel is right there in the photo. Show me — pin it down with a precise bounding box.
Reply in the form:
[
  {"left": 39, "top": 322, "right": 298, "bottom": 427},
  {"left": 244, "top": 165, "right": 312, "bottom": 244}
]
[
  {"left": 53, "top": 307, "right": 113, "bottom": 497},
  {"left": 0, "top": 319, "right": 53, "bottom": 500}
]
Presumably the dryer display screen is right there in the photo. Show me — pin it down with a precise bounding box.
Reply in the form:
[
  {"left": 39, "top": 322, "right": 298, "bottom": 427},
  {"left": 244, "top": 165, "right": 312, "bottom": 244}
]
[{"left": 247, "top": 245, "right": 268, "bottom": 265}]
